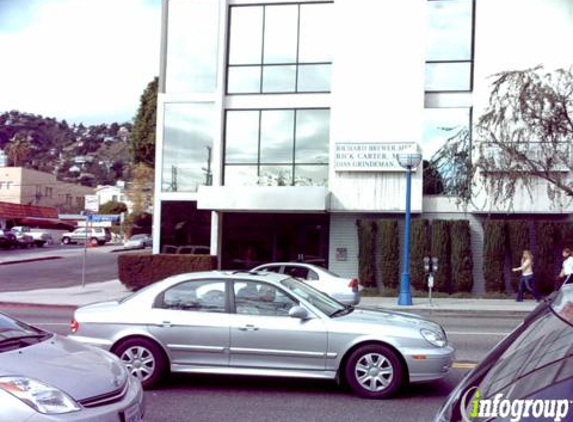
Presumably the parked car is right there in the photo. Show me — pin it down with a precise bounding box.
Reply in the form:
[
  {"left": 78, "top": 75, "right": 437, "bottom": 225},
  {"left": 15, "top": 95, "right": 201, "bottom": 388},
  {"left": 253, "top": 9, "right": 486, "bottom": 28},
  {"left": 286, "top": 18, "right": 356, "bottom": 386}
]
[
  {"left": 10, "top": 229, "right": 34, "bottom": 249},
  {"left": 252, "top": 262, "right": 361, "bottom": 306},
  {"left": 0, "top": 229, "right": 16, "bottom": 249},
  {"left": 161, "top": 245, "right": 210, "bottom": 254},
  {"left": 11, "top": 226, "right": 53, "bottom": 247},
  {"left": 71, "top": 270, "right": 453, "bottom": 399},
  {"left": 124, "top": 234, "right": 153, "bottom": 250},
  {"left": 433, "top": 285, "right": 573, "bottom": 422},
  {"left": 0, "top": 312, "right": 145, "bottom": 422},
  {"left": 61, "top": 228, "right": 112, "bottom": 246}
]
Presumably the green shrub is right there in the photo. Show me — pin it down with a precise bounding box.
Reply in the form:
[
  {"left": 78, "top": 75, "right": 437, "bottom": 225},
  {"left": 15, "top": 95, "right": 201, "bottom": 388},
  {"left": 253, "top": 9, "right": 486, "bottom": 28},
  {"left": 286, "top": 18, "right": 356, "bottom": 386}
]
[
  {"left": 118, "top": 253, "right": 217, "bottom": 290},
  {"left": 535, "top": 221, "right": 557, "bottom": 294},
  {"left": 410, "top": 219, "right": 430, "bottom": 290},
  {"left": 483, "top": 220, "right": 507, "bottom": 293},
  {"left": 506, "top": 220, "right": 530, "bottom": 291},
  {"left": 378, "top": 220, "right": 399, "bottom": 289},
  {"left": 431, "top": 220, "right": 452, "bottom": 293},
  {"left": 356, "top": 219, "right": 377, "bottom": 288},
  {"left": 450, "top": 220, "right": 473, "bottom": 292}
]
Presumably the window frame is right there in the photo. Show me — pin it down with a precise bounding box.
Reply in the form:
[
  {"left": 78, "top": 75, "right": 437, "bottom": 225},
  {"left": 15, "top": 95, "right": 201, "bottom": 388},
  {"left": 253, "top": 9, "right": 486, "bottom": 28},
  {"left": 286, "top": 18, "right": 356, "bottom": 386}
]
[
  {"left": 222, "top": 107, "right": 330, "bottom": 187},
  {"left": 225, "top": 2, "right": 334, "bottom": 95},
  {"left": 425, "top": 0, "right": 476, "bottom": 93},
  {"left": 230, "top": 279, "right": 300, "bottom": 317},
  {"left": 153, "top": 278, "right": 231, "bottom": 314}
]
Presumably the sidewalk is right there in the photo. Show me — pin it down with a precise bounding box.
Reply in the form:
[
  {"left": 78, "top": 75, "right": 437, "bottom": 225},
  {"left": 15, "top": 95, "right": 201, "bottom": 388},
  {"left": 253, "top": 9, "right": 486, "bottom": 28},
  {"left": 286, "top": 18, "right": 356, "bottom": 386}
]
[{"left": 0, "top": 279, "right": 539, "bottom": 315}]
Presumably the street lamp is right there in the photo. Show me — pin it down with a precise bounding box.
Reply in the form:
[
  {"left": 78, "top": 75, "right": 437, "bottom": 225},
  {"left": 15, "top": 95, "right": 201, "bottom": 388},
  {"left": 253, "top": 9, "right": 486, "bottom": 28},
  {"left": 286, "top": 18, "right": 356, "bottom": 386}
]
[{"left": 396, "top": 150, "right": 422, "bottom": 306}]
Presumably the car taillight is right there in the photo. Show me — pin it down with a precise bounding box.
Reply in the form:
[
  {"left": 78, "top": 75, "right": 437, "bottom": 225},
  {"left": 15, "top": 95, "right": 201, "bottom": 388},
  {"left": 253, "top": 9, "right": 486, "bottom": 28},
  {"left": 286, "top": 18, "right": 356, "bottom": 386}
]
[
  {"left": 348, "top": 278, "right": 359, "bottom": 289},
  {"left": 70, "top": 319, "right": 79, "bottom": 334}
]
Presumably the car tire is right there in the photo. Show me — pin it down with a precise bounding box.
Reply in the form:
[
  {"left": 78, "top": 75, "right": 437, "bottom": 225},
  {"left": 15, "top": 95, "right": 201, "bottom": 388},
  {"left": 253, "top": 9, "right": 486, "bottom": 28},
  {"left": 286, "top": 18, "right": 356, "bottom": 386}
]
[
  {"left": 114, "top": 338, "right": 168, "bottom": 389},
  {"left": 90, "top": 237, "right": 99, "bottom": 247},
  {"left": 35, "top": 241, "right": 45, "bottom": 247},
  {"left": 62, "top": 237, "right": 71, "bottom": 245},
  {"left": 97, "top": 240, "right": 105, "bottom": 246},
  {"left": 344, "top": 344, "right": 404, "bottom": 399}
]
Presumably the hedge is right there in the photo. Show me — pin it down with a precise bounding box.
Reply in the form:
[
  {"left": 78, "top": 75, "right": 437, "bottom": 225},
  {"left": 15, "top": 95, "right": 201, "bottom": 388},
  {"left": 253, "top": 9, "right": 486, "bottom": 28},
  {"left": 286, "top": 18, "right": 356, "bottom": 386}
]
[
  {"left": 535, "top": 221, "right": 557, "bottom": 294},
  {"left": 410, "top": 219, "right": 430, "bottom": 291},
  {"left": 378, "top": 220, "right": 399, "bottom": 289},
  {"left": 450, "top": 220, "right": 473, "bottom": 293},
  {"left": 431, "top": 220, "right": 452, "bottom": 293},
  {"left": 118, "top": 253, "right": 217, "bottom": 290},
  {"left": 483, "top": 221, "right": 507, "bottom": 293},
  {"left": 356, "top": 219, "right": 377, "bottom": 288},
  {"left": 506, "top": 220, "right": 530, "bottom": 292}
]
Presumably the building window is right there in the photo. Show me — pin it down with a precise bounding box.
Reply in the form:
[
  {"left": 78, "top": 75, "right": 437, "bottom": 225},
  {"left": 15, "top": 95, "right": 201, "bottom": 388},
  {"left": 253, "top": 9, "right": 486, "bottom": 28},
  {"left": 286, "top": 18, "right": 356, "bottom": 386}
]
[
  {"left": 165, "top": 0, "right": 219, "bottom": 94},
  {"left": 425, "top": 0, "right": 474, "bottom": 92},
  {"left": 224, "top": 109, "right": 329, "bottom": 187},
  {"left": 162, "top": 103, "right": 215, "bottom": 193},
  {"left": 422, "top": 107, "right": 471, "bottom": 195},
  {"left": 227, "top": 2, "right": 333, "bottom": 94},
  {"left": 44, "top": 187, "right": 53, "bottom": 198}
]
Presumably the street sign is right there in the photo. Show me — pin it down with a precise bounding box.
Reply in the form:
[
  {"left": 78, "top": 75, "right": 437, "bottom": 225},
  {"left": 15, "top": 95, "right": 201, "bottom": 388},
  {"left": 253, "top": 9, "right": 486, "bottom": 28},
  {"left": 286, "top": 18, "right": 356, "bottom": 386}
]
[
  {"left": 86, "top": 214, "right": 120, "bottom": 223},
  {"left": 85, "top": 195, "right": 99, "bottom": 213}
]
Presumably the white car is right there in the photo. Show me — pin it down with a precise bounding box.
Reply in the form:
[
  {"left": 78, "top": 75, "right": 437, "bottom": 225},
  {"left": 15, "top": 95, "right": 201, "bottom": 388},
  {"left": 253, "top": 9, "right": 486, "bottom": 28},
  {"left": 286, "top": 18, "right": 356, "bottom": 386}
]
[{"left": 252, "top": 262, "right": 361, "bottom": 305}]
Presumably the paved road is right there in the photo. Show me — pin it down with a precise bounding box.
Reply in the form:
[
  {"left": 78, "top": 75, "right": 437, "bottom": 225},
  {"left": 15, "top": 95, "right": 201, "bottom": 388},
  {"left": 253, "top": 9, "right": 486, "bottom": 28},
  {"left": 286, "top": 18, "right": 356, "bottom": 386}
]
[
  {"left": 0, "top": 305, "right": 523, "bottom": 422},
  {"left": 0, "top": 245, "right": 141, "bottom": 291}
]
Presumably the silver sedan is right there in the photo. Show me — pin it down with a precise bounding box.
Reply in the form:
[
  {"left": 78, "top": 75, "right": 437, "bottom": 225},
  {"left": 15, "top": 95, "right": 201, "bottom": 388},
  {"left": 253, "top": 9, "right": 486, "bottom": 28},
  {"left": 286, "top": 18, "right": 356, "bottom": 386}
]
[
  {"left": 0, "top": 312, "right": 144, "bottom": 422},
  {"left": 71, "top": 271, "right": 454, "bottom": 399}
]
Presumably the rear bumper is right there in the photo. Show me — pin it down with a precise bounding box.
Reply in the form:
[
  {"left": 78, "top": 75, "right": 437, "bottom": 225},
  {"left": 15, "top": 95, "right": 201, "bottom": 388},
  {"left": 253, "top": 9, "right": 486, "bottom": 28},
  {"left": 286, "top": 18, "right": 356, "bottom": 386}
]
[{"left": 332, "top": 292, "right": 361, "bottom": 306}]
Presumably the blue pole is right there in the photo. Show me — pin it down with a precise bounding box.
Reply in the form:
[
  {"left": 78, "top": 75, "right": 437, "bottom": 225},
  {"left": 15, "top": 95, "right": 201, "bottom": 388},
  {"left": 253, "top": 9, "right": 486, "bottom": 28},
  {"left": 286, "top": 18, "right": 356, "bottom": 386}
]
[{"left": 398, "top": 166, "right": 413, "bottom": 306}]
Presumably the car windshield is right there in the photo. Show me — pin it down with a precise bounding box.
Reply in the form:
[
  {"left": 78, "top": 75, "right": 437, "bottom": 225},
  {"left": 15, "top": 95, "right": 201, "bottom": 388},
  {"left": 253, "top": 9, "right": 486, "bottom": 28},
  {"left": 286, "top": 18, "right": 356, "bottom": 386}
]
[
  {"left": 0, "top": 313, "right": 49, "bottom": 351},
  {"left": 281, "top": 277, "right": 346, "bottom": 316}
]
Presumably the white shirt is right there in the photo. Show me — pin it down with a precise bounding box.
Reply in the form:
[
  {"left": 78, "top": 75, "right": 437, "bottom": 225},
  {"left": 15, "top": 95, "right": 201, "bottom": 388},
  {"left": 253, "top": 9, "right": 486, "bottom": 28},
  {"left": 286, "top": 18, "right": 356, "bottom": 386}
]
[{"left": 563, "top": 256, "right": 573, "bottom": 276}]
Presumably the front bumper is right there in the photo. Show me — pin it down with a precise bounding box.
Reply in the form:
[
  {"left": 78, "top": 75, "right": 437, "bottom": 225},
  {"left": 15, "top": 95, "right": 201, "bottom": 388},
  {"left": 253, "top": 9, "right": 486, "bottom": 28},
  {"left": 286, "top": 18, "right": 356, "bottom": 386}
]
[
  {"left": 404, "top": 345, "right": 455, "bottom": 383},
  {"left": 25, "top": 375, "right": 145, "bottom": 422}
]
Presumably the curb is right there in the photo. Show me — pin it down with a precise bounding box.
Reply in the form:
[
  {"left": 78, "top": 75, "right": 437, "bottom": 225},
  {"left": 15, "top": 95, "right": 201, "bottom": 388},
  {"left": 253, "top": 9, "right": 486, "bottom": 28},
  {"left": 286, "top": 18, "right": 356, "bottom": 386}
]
[{"left": 0, "top": 256, "right": 63, "bottom": 266}]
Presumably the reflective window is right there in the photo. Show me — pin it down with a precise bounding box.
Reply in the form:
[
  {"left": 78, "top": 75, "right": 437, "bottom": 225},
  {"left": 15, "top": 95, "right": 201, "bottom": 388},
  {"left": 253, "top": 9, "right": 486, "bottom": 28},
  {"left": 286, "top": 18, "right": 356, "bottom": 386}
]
[
  {"left": 227, "top": 2, "right": 334, "bottom": 94},
  {"left": 422, "top": 108, "right": 471, "bottom": 195},
  {"left": 159, "top": 201, "right": 211, "bottom": 252},
  {"left": 224, "top": 109, "right": 330, "bottom": 187},
  {"left": 162, "top": 103, "right": 215, "bottom": 192},
  {"left": 234, "top": 281, "right": 297, "bottom": 316},
  {"left": 166, "top": 0, "right": 219, "bottom": 93},
  {"left": 161, "top": 279, "right": 226, "bottom": 313},
  {"left": 425, "top": 0, "right": 474, "bottom": 92}
]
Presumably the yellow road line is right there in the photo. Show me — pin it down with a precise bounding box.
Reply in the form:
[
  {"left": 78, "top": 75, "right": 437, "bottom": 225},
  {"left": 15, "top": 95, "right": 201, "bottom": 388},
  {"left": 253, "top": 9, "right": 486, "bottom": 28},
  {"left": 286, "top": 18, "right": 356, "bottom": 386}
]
[{"left": 452, "top": 362, "right": 478, "bottom": 370}]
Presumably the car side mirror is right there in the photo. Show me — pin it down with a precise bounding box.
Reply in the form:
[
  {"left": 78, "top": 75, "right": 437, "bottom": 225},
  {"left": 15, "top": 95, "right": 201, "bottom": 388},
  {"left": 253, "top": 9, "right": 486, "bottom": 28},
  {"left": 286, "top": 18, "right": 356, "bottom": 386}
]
[{"left": 289, "top": 306, "right": 309, "bottom": 320}]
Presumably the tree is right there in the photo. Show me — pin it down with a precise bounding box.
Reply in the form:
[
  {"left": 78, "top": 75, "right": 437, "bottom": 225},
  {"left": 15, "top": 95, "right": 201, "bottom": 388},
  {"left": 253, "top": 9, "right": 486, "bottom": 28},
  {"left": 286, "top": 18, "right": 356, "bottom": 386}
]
[
  {"left": 440, "top": 66, "right": 573, "bottom": 205},
  {"left": 99, "top": 200, "right": 128, "bottom": 215},
  {"left": 130, "top": 77, "right": 158, "bottom": 167},
  {"left": 5, "top": 132, "right": 34, "bottom": 166},
  {"left": 126, "top": 163, "right": 154, "bottom": 215}
]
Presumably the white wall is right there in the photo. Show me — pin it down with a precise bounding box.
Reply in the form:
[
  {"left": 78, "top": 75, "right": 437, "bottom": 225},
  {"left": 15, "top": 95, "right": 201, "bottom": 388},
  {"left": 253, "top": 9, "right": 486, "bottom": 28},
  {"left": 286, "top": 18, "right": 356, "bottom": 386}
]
[{"left": 328, "top": 0, "right": 425, "bottom": 213}]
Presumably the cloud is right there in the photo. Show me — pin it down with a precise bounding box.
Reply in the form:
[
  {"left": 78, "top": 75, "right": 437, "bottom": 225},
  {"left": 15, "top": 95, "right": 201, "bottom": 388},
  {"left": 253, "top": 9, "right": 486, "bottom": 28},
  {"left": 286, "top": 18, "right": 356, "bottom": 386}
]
[{"left": 0, "top": 0, "right": 161, "bottom": 124}]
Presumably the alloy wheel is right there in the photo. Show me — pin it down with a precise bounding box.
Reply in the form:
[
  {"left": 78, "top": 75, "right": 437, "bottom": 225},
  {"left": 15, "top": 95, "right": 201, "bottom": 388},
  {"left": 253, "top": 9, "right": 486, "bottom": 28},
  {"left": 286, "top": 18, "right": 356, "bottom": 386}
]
[{"left": 354, "top": 352, "right": 394, "bottom": 392}]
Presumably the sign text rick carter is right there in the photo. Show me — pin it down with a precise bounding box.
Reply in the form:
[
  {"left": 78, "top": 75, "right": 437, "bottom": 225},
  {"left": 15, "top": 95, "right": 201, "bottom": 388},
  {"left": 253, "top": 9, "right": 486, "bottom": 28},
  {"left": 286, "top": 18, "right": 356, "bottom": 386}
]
[{"left": 334, "top": 142, "right": 418, "bottom": 172}]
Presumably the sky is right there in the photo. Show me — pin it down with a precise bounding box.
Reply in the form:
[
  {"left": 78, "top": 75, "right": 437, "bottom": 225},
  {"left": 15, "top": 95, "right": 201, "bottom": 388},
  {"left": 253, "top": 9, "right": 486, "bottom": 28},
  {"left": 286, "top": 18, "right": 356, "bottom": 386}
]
[{"left": 0, "top": 0, "right": 161, "bottom": 125}]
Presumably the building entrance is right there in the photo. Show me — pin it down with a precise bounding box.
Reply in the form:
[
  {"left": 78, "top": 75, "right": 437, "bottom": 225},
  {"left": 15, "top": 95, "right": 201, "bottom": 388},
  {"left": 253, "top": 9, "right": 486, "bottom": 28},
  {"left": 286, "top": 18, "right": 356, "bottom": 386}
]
[{"left": 221, "top": 213, "right": 329, "bottom": 270}]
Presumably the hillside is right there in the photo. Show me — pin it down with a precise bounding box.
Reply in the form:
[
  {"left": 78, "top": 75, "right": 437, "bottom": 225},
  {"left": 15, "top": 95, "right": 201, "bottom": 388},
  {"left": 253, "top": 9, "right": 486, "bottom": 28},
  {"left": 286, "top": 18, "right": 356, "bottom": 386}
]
[{"left": 0, "top": 110, "right": 132, "bottom": 187}]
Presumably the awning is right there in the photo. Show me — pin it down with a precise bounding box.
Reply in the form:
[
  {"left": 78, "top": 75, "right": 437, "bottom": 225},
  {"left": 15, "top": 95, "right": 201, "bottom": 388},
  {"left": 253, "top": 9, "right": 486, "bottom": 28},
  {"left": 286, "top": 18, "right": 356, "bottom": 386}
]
[
  {"left": 15, "top": 217, "right": 75, "bottom": 230},
  {"left": 197, "top": 186, "right": 329, "bottom": 212},
  {"left": 0, "top": 202, "right": 59, "bottom": 219}
]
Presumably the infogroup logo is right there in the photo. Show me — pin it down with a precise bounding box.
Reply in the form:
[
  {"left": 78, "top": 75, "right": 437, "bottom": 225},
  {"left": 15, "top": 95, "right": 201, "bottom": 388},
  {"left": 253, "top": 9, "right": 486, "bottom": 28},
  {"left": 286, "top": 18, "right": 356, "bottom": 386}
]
[{"left": 460, "top": 387, "right": 571, "bottom": 422}]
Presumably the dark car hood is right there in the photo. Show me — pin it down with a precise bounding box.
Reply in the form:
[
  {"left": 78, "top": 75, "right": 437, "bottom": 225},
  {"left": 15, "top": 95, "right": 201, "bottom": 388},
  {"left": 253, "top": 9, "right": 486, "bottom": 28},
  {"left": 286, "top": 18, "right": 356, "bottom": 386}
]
[{"left": 0, "top": 334, "right": 127, "bottom": 401}]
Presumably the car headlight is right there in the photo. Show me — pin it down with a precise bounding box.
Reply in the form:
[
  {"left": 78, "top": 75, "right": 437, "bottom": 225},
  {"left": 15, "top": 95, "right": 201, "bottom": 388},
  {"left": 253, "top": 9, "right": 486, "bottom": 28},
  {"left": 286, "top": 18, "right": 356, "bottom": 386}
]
[
  {"left": 420, "top": 328, "right": 447, "bottom": 347},
  {"left": 0, "top": 377, "right": 80, "bottom": 414}
]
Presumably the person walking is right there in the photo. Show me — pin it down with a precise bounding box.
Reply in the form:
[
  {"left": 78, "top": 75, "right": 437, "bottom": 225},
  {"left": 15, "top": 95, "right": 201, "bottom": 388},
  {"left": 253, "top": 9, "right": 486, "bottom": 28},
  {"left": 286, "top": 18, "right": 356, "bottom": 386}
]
[
  {"left": 557, "top": 247, "right": 573, "bottom": 289},
  {"left": 512, "top": 250, "right": 541, "bottom": 302}
]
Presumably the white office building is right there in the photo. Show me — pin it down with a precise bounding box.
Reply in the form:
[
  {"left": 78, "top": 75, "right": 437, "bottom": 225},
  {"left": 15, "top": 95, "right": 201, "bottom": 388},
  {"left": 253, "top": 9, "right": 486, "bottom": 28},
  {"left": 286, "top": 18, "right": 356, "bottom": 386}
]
[{"left": 153, "top": 0, "right": 573, "bottom": 292}]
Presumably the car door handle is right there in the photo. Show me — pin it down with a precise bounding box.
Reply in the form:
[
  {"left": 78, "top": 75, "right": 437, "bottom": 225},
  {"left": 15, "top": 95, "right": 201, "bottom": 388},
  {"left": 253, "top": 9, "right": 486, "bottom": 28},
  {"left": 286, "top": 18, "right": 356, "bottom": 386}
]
[{"left": 238, "top": 324, "right": 259, "bottom": 331}]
